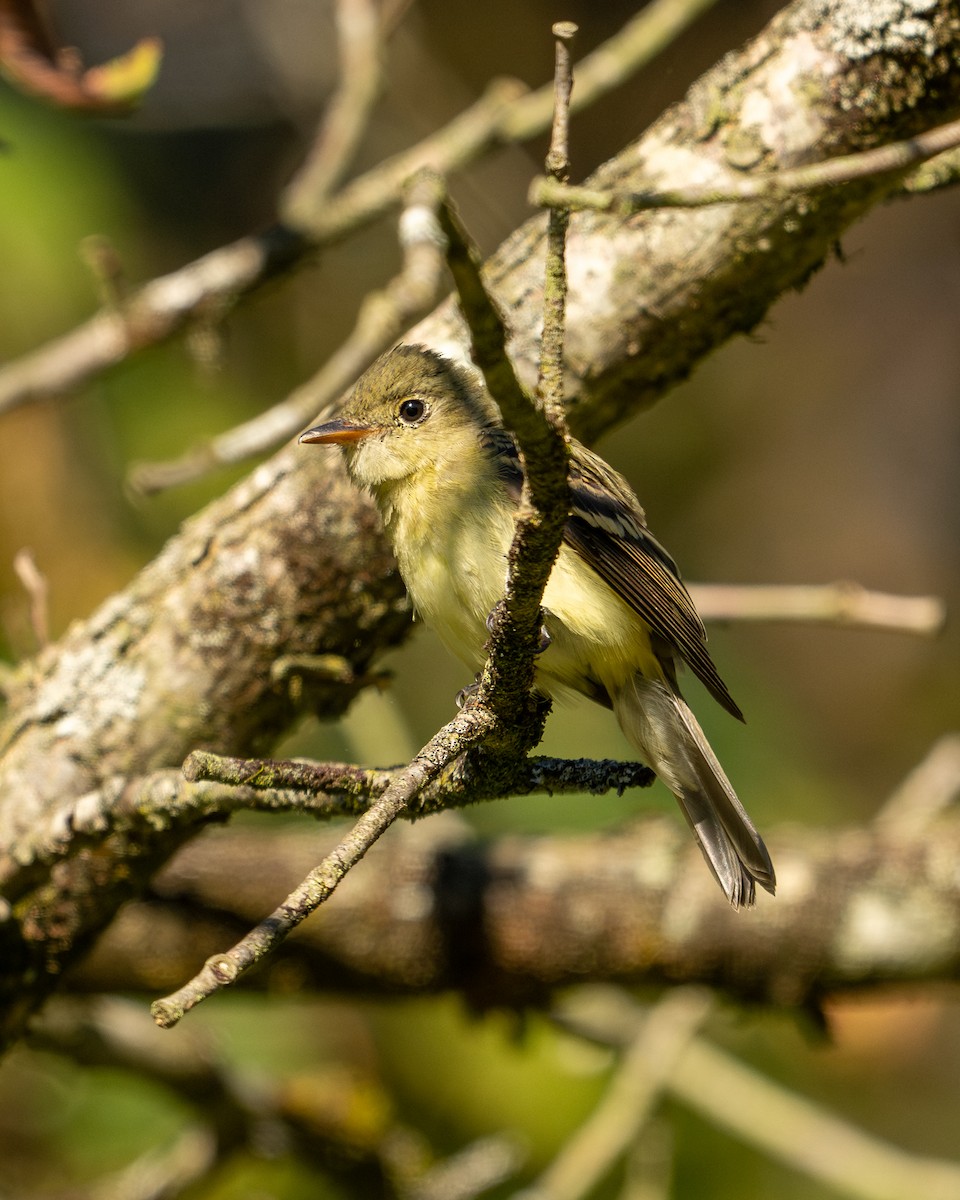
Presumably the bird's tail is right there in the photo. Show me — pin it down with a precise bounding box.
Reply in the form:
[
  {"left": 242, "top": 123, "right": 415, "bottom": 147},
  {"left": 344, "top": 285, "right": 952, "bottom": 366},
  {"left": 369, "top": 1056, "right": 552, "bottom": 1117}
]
[{"left": 612, "top": 673, "right": 775, "bottom": 907}]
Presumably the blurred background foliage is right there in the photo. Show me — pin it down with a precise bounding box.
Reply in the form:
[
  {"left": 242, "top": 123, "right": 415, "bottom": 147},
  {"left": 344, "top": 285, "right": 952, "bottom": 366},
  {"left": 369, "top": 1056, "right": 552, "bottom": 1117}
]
[{"left": 0, "top": 0, "right": 959, "bottom": 1196}]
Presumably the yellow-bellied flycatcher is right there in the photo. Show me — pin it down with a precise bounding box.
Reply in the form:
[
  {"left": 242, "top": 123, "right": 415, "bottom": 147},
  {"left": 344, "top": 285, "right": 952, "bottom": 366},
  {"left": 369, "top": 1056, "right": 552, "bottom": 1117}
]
[{"left": 301, "top": 344, "right": 775, "bottom": 907}]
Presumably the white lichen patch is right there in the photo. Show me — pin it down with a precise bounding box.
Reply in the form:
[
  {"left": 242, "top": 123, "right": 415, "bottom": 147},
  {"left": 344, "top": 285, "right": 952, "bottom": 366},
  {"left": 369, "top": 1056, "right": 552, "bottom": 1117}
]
[
  {"left": 525, "top": 842, "right": 574, "bottom": 892},
  {"left": 827, "top": 0, "right": 940, "bottom": 60},
  {"left": 833, "top": 888, "right": 957, "bottom": 974},
  {"left": 32, "top": 640, "right": 147, "bottom": 730},
  {"left": 739, "top": 31, "right": 834, "bottom": 160},
  {"left": 639, "top": 136, "right": 740, "bottom": 191},
  {"left": 764, "top": 851, "right": 818, "bottom": 903},
  {"left": 390, "top": 880, "right": 434, "bottom": 922},
  {"left": 629, "top": 835, "right": 678, "bottom": 892},
  {"left": 71, "top": 788, "right": 112, "bottom": 835}
]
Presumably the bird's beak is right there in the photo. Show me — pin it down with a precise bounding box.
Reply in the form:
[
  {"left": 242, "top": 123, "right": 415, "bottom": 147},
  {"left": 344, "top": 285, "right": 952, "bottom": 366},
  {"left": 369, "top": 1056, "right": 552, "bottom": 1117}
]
[{"left": 299, "top": 418, "right": 375, "bottom": 445}]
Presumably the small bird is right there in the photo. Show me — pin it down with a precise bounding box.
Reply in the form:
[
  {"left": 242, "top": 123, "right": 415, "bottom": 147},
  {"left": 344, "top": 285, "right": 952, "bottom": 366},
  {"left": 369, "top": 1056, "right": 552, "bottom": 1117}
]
[{"left": 300, "top": 344, "right": 775, "bottom": 906}]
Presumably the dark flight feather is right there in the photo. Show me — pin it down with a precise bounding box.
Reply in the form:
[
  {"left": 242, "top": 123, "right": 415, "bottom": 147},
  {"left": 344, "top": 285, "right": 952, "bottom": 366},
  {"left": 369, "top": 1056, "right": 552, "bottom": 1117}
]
[{"left": 480, "top": 426, "right": 744, "bottom": 722}]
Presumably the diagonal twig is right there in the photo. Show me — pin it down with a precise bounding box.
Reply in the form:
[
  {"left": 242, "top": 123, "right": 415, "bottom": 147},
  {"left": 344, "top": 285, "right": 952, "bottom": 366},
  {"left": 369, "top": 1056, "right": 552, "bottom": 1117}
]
[
  {"left": 284, "top": 0, "right": 385, "bottom": 213},
  {"left": 531, "top": 989, "right": 713, "bottom": 1200},
  {"left": 151, "top": 706, "right": 495, "bottom": 1027},
  {"left": 529, "top": 112, "right": 960, "bottom": 213},
  {"left": 555, "top": 990, "right": 960, "bottom": 1200},
  {"left": 130, "top": 172, "right": 448, "bottom": 493},
  {"left": 151, "top": 24, "right": 583, "bottom": 1027}
]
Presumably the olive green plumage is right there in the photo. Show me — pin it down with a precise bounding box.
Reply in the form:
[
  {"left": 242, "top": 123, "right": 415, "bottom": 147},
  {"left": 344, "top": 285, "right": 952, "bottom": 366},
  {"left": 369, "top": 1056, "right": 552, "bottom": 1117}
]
[{"left": 301, "top": 344, "right": 775, "bottom": 907}]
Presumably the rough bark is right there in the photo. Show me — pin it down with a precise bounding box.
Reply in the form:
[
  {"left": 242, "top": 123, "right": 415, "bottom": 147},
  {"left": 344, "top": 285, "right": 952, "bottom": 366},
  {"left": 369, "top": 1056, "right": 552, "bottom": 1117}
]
[
  {"left": 68, "top": 806, "right": 960, "bottom": 1011},
  {"left": 2, "top": 0, "right": 959, "bottom": 1047}
]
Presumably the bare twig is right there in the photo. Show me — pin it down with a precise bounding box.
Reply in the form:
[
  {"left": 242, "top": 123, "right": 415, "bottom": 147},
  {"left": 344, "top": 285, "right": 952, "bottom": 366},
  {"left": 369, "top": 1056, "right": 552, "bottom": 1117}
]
[
  {"left": 556, "top": 991, "right": 960, "bottom": 1200},
  {"left": 22, "top": 769, "right": 366, "bottom": 868},
  {"left": 284, "top": 0, "right": 384, "bottom": 214},
  {"left": 130, "top": 172, "right": 448, "bottom": 493},
  {"left": 0, "top": 224, "right": 307, "bottom": 416},
  {"left": 151, "top": 705, "right": 496, "bottom": 1026},
  {"left": 501, "top": 0, "right": 721, "bottom": 142},
  {"left": 439, "top": 20, "right": 576, "bottom": 723},
  {"left": 898, "top": 144, "right": 960, "bottom": 196},
  {"left": 689, "top": 582, "right": 946, "bottom": 636},
  {"left": 620, "top": 1121, "right": 673, "bottom": 1200},
  {"left": 528, "top": 990, "right": 713, "bottom": 1200},
  {"left": 875, "top": 734, "right": 960, "bottom": 837},
  {"left": 411, "top": 1135, "right": 526, "bottom": 1200},
  {"left": 673, "top": 1034, "right": 960, "bottom": 1200},
  {"left": 182, "top": 748, "right": 654, "bottom": 804},
  {"left": 86, "top": 1126, "right": 218, "bottom": 1200},
  {"left": 29, "top": 995, "right": 406, "bottom": 1197},
  {"left": 538, "top": 21, "right": 576, "bottom": 421},
  {"left": 12, "top": 547, "right": 48, "bottom": 648},
  {"left": 79, "top": 235, "right": 129, "bottom": 308},
  {"left": 530, "top": 113, "right": 960, "bottom": 212}
]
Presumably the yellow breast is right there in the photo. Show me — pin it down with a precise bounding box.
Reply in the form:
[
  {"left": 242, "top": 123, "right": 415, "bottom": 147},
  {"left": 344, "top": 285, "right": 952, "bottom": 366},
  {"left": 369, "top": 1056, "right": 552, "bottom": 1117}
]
[{"left": 384, "top": 459, "right": 659, "bottom": 700}]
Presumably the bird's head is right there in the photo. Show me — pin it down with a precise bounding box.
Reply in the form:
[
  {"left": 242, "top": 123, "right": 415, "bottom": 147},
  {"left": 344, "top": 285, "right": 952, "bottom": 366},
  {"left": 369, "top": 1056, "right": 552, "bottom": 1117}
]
[{"left": 299, "top": 344, "right": 496, "bottom": 491}]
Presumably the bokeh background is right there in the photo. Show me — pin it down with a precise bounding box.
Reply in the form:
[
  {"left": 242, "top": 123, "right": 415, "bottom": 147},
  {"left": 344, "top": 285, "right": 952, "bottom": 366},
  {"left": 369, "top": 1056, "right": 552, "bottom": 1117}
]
[{"left": 1, "top": 0, "right": 959, "bottom": 1196}]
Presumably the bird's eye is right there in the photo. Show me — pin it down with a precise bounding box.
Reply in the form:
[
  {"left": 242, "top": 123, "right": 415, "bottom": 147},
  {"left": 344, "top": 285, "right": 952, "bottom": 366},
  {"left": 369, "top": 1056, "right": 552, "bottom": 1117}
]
[{"left": 397, "top": 397, "right": 428, "bottom": 425}]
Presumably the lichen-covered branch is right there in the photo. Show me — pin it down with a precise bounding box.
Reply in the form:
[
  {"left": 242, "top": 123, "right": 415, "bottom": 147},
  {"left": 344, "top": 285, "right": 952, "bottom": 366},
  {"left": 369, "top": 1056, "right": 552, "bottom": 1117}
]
[{"left": 68, "top": 789, "right": 960, "bottom": 1008}]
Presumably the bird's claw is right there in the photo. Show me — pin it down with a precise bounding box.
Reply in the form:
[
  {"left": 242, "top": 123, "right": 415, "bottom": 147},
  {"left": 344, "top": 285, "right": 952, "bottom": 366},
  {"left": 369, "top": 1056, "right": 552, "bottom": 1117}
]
[{"left": 484, "top": 607, "right": 552, "bottom": 654}]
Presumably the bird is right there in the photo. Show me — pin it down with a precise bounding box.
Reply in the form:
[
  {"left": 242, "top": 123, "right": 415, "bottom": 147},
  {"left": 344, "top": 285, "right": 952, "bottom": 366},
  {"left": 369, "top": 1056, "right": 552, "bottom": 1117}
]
[{"left": 300, "top": 343, "right": 775, "bottom": 907}]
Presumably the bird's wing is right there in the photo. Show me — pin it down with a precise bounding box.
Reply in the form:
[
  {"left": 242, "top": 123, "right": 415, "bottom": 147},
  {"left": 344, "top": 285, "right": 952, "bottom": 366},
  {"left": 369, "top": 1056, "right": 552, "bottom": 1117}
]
[{"left": 482, "top": 427, "right": 743, "bottom": 721}]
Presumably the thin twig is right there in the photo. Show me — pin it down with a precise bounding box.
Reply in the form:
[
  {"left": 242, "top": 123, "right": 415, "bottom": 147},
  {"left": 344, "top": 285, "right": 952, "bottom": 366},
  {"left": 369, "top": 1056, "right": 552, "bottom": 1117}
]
[
  {"left": 556, "top": 992, "right": 960, "bottom": 1200},
  {"left": 79, "top": 235, "right": 129, "bottom": 308},
  {"left": 526, "top": 990, "right": 713, "bottom": 1200},
  {"left": 538, "top": 21, "right": 576, "bottom": 423},
  {"left": 130, "top": 172, "right": 448, "bottom": 493},
  {"left": 689, "top": 582, "right": 945, "bottom": 636},
  {"left": 431, "top": 23, "right": 577, "bottom": 726},
  {"left": 284, "top": 0, "right": 384, "bottom": 214},
  {"left": 151, "top": 705, "right": 494, "bottom": 1026},
  {"left": 621, "top": 1121, "right": 673, "bottom": 1200},
  {"left": 501, "top": 0, "right": 721, "bottom": 142},
  {"left": 411, "top": 1135, "right": 527, "bottom": 1200},
  {"left": 875, "top": 734, "right": 960, "bottom": 838},
  {"left": 12, "top": 547, "right": 49, "bottom": 648},
  {"left": 471, "top": 20, "right": 576, "bottom": 719},
  {"left": 0, "top": 224, "right": 307, "bottom": 417},
  {"left": 673, "top": 1035, "right": 960, "bottom": 1200},
  {"left": 435, "top": 196, "right": 566, "bottom": 729},
  {"left": 29, "top": 994, "right": 409, "bottom": 1197},
  {"left": 530, "top": 112, "right": 960, "bottom": 212},
  {"left": 182, "top": 748, "right": 654, "bottom": 802}
]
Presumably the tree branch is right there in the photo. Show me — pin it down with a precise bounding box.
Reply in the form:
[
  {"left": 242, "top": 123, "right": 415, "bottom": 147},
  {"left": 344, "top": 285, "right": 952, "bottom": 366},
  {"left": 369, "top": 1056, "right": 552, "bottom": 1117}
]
[
  {"left": 528, "top": 112, "right": 960, "bottom": 212},
  {"left": 67, "top": 753, "right": 960, "bottom": 1007}
]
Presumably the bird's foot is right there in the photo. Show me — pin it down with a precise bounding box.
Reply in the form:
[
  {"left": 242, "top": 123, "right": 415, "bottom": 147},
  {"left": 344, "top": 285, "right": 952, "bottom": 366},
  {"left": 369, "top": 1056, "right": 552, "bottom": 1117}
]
[{"left": 484, "top": 607, "right": 551, "bottom": 653}]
